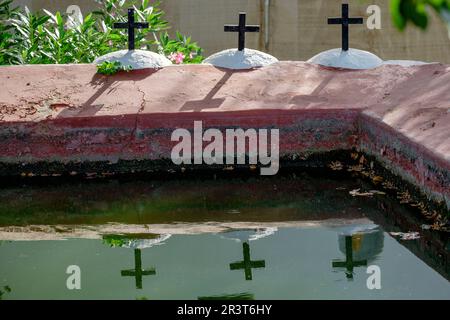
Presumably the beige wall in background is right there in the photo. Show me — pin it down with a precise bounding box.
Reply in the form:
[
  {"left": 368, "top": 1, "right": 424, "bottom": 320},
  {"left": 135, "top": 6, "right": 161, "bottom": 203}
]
[
  {"left": 12, "top": 0, "right": 100, "bottom": 14},
  {"left": 11, "top": 0, "right": 450, "bottom": 63}
]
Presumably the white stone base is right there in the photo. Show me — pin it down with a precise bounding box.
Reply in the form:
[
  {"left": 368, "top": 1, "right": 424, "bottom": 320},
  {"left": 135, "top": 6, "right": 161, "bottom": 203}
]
[
  {"left": 219, "top": 228, "right": 277, "bottom": 242},
  {"left": 308, "top": 48, "right": 433, "bottom": 70},
  {"left": 94, "top": 49, "right": 172, "bottom": 70},
  {"left": 203, "top": 48, "right": 278, "bottom": 69},
  {"left": 308, "top": 48, "right": 383, "bottom": 70}
]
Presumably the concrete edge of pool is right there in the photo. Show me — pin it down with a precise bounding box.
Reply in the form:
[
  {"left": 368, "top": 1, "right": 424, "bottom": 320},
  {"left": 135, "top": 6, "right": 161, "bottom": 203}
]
[{"left": 0, "top": 62, "right": 449, "bottom": 212}]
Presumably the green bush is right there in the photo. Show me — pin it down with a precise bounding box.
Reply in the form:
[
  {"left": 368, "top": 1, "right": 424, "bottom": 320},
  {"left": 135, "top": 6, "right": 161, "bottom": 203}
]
[
  {"left": 0, "top": 0, "right": 20, "bottom": 64},
  {"left": 0, "top": 285, "right": 11, "bottom": 300},
  {"left": 160, "top": 31, "right": 204, "bottom": 64},
  {"left": 390, "top": 0, "right": 450, "bottom": 30},
  {"left": 0, "top": 0, "right": 204, "bottom": 65}
]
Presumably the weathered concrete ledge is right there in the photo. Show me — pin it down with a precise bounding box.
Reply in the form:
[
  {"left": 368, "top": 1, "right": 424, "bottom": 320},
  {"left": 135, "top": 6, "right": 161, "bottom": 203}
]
[{"left": 0, "top": 62, "right": 449, "bottom": 210}]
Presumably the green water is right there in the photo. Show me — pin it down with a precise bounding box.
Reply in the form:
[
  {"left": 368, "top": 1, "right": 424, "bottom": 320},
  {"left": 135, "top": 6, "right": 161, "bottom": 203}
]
[
  {"left": 0, "top": 173, "right": 449, "bottom": 300},
  {"left": 1, "top": 227, "right": 450, "bottom": 300}
]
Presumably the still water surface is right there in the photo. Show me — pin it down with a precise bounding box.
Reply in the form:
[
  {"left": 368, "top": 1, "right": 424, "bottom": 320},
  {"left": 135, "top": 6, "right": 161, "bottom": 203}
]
[{"left": 0, "top": 173, "right": 448, "bottom": 299}]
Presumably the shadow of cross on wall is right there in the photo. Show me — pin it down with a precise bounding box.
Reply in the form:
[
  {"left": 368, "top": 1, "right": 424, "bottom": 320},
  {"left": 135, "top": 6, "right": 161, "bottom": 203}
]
[
  {"left": 55, "top": 74, "right": 113, "bottom": 118},
  {"left": 332, "top": 235, "right": 367, "bottom": 280},
  {"left": 57, "top": 69, "right": 159, "bottom": 118},
  {"left": 290, "top": 73, "right": 335, "bottom": 107},
  {"left": 230, "top": 242, "right": 265, "bottom": 281},
  {"left": 121, "top": 249, "right": 156, "bottom": 289},
  {"left": 180, "top": 70, "right": 234, "bottom": 112}
]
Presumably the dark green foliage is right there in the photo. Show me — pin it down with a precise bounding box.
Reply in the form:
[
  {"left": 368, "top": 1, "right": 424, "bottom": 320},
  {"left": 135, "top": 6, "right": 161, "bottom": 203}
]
[
  {"left": 159, "top": 31, "right": 204, "bottom": 63},
  {"left": 96, "top": 60, "right": 132, "bottom": 75},
  {"left": 0, "top": 0, "right": 204, "bottom": 65},
  {"left": 390, "top": 0, "right": 450, "bottom": 30},
  {"left": 0, "top": 285, "right": 11, "bottom": 300},
  {"left": 0, "top": 0, "right": 21, "bottom": 64}
]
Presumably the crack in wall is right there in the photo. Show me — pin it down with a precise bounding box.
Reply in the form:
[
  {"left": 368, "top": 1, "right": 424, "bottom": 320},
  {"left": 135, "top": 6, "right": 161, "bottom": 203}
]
[{"left": 117, "top": 81, "right": 147, "bottom": 158}]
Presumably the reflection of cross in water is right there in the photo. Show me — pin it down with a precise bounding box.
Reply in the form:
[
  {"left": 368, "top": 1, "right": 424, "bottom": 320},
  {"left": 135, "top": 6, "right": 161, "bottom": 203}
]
[
  {"left": 332, "top": 235, "right": 367, "bottom": 280},
  {"left": 224, "top": 12, "right": 260, "bottom": 51},
  {"left": 181, "top": 71, "right": 233, "bottom": 111},
  {"left": 230, "top": 242, "right": 265, "bottom": 280},
  {"left": 328, "top": 3, "right": 363, "bottom": 51},
  {"left": 121, "top": 249, "right": 156, "bottom": 289}
]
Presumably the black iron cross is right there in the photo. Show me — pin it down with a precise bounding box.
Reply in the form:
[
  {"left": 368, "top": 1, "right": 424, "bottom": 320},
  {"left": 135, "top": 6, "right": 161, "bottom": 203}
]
[
  {"left": 230, "top": 242, "right": 265, "bottom": 280},
  {"left": 224, "top": 12, "right": 260, "bottom": 51},
  {"left": 332, "top": 236, "right": 367, "bottom": 280},
  {"left": 113, "top": 8, "right": 149, "bottom": 50},
  {"left": 328, "top": 3, "right": 363, "bottom": 51},
  {"left": 121, "top": 249, "right": 156, "bottom": 289}
]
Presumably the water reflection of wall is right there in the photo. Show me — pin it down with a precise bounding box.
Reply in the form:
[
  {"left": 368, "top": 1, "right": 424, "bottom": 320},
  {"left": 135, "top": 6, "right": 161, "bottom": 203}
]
[
  {"left": 337, "top": 226, "right": 384, "bottom": 263},
  {"left": 332, "top": 224, "right": 384, "bottom": 280},
  {"left": 219, "top": 228, "right": 277, "bottom": 243},
  {"left": 103, "top": 233, "right": 171, "bottom": 289},
  {"left": 2, "top": 226, "right": 450, "bottom": 299},
  {"left": 220, "top": 228, "right": 274, "bottom": 281}
]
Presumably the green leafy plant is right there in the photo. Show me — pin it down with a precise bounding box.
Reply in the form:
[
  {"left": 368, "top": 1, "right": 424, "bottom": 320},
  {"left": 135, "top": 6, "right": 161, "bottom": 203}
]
[
  {"left": 390, "top": 0, "right": 450, "bottom": 30},
  {"left": 160, "top": 31, "right": 204, "bottom": 64},
  {"left": 97, "top": 60, "right": 132, "bottom": 75},
  {"left": 0, "top": 0, "right": 204, "bottom": 65},
  {"left": 0, "top": 0, "right": 21, "bottom": 64},
  {"left": 0, "top": 285, "right": 11, "bottom": 300},
  {"left": 103, "top": 234, "right": 128, "bottom": 247}
]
